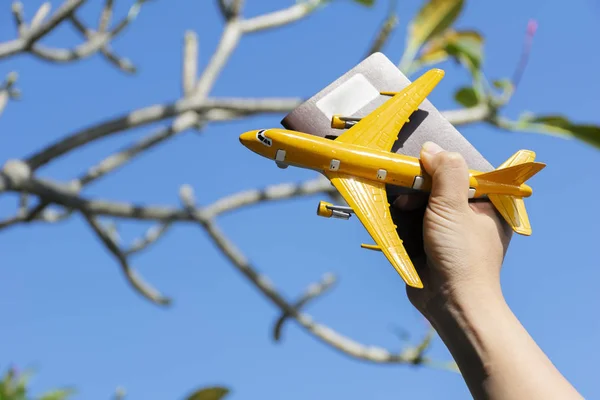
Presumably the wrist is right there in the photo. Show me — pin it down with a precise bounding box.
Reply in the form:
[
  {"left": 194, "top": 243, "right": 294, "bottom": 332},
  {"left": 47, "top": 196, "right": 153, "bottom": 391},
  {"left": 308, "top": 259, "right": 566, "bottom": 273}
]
[{"left": 423, "top": 276, "right": 504, "bottom": 323}]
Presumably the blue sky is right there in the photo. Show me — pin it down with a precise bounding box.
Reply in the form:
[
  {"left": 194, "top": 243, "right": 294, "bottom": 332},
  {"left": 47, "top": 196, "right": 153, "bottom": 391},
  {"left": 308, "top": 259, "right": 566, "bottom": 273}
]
[{"left": 1, "top": 0, "right": 599, "bottom": 399}]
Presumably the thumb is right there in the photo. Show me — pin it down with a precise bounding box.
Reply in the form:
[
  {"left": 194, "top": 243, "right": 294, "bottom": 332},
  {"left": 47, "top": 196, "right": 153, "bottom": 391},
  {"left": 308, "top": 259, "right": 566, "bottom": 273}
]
[{"left": 420, "top": 141, "right": 470, "bottom": 214}]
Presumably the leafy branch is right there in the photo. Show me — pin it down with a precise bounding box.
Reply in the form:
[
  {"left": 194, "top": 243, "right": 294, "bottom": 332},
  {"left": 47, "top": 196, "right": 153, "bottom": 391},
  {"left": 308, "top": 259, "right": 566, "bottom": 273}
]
[{"left": 397, "top": 0, "right": 600, "bottom": 148}]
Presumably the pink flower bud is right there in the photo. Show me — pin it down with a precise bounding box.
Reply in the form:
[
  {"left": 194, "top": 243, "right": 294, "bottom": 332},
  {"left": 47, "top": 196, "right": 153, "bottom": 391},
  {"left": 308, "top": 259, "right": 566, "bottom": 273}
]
[{"left": 527, "top": 19, "right": 538, "bottom": 37}]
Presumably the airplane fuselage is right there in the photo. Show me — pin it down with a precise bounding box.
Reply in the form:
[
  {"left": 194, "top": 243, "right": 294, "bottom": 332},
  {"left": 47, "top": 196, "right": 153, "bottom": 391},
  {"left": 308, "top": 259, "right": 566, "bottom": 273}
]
[{"left": 239, "top": 129, "right": 532, "bottom": 198}]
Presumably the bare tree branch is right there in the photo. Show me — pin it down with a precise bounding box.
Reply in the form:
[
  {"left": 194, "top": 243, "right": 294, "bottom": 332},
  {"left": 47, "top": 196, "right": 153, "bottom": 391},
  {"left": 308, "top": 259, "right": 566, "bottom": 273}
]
[
  {"left": 273, "top": 273, "right": 337, "bottom": 342},
  {"left": 69, "top": 15, "right": 137, "bottom": 74},
  {"left": 110, "top": 0, "right": 148, "bottom": 37},
  {"left": 30, "top": 2, "right": 52, "bottom": 31},
  {"left": 124, "top": 221, "right": 173, "bottom": 256},
  {"left": 0, "top": 0, "right": 146, "bottom": 73},
  {"left": 0, "top": 72, "right": 20, "bottom": 118},
  {"left": 25, "top": 98, "right": 303, "bottom": 169},
  {"left": 82, "top": 211, "right": 171, "bottom": 306},
  {"left": 0, "top": 170, "right": 333, "bottom": 225},
  {"left": 0, "top": 0, "right": 85, "bottom": 59},
  {"left": 98, "top": 0, "right": 114, "bottom": 32},
  {"left": 25, "top": 0, "right": 84, "bottom": 45},
  {"left": 193, "top": 24, "right": 241, "bottom": 99},
  {"left": 218, "top": 0, "right": 244, "bottom": 20},
  {"left": 230, "top": 0, "right": 245, "bottom": 18},
  {"left": 29, "top": 33, "right": 112, "bottom": 63},
  {"left": 179, "top": 185, "right": 442, "bottom": 365},
  {"left": 76, "top": 112, "right": 199, "bottom": 187},
  {"left": 442, "top": 104, "right": 491, "bottom": 126},
  {"left": 218, "top": 0, "right": 230, "bottom": 19},
  {"left": 11, "top": 2, "right": 26, "bottom": 36},
  {"left": 364, "top": 6, "right": 399, "bottom": 58},
  {"left": 203, "top": 177, "right": 334, "bottom": 218},
  {"left": 240, "top": 0, "right": 325, "bottom": 33},
  {"left": 183, "top": 31, "right": 198, "bottom": 97}
]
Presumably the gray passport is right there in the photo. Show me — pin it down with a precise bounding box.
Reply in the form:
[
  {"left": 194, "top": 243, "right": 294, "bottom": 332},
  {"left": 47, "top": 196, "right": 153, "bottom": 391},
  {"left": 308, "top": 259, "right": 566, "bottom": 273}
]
[{"left": 280, "top": 52, "right": 498, "bottom": 259}]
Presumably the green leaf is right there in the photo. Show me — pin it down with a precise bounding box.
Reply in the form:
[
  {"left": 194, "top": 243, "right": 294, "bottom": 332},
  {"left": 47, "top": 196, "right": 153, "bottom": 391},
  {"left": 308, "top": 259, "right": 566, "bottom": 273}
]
[
  {"left": 185, "top": 386, "right": 230, "bottom": 400},
  {"left": 39, "top": 388, "right": 77, "bottom": 400},
  {"left": 444, "top": 30, "right": 484, "bottom": 72},
  {"left": 493, "top": 79, "right": 513, "bottom": 91},
  {"left": 352, "top": 0, "right": 375, "bottom": 5},
  {"left": 407, "top": 0, "right": 464, "bottom": 52},
  {"left": 416, "top": 29, "right": 483, "bottom": 73},
  {"left": 524, "top": 115, "right": 600, "bottom": 149},
  {"left": 454, "top": 86, "right": 479, "bottom": 107},
  {"left": 491, "top": 78, "right": 514, "bottom": 103}
]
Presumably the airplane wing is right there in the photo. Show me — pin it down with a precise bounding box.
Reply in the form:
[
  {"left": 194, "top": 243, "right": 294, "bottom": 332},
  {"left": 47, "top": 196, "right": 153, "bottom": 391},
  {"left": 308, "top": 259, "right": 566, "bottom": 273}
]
[
  {"left": 334, "top": 68, "right": 445, "bottom": 152},
  {"left": 325, "top": 172, "right": 423, "bottom": 288}
]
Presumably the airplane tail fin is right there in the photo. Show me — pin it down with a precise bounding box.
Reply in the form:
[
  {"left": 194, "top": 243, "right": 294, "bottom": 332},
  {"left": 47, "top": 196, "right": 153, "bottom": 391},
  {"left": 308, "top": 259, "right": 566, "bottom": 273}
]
[
  {"left": 476, "top": 150, "right": 546, "bottom": 236},
  {"left": 488, "top": 194, "right": 532, "bottom": 235}
]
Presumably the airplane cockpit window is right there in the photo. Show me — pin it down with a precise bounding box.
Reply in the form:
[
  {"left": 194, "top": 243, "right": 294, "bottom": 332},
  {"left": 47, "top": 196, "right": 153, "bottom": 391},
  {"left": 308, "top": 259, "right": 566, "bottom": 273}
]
[{"left": 256, "top": 129, "right": 272, "bottom": 147}]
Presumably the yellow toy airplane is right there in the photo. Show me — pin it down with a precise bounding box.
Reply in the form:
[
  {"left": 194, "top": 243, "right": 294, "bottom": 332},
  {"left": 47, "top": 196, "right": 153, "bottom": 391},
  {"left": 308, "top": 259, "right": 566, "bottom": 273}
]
[{"left": 239, "top": 68, "right": 545, "bottom": 289}]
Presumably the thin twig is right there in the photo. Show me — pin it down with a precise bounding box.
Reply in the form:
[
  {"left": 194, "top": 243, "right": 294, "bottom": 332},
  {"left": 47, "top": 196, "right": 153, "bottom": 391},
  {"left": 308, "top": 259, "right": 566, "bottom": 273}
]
[
  {"left": 69, "top": 15, "right": 136, "bottom": 73},
  {"left": 76, "top": 112, "right": 198, "bottom": 186},
  {"left": 203, "top": 177, "right": 334, "bottom": 218},
  {"left": 12, "top": 2, "right": 26, "bottom": 36},
  {"left": 0, "top": 72, "right": 20, "bottom": 118},
  {"left": 98, "top": 0, "right": 114, "bottom": 32},
  {"left": 30, "top": 2, "right": 52, "bottom": 30},
  {"left": 124, "top": 221, "right": 173, "bottom": 256},
  {"left": 81, "top": 211, "right": 171, "bottom": 306},
  {"left": 218, "top": 0, "right": 231, "bottom": 19},
  {"left": 193, "top": 23, "right": 241, "bottom": 99},
  {"left": 230, "top": 0, "right": 245, "bottom": 18},
  {"left": 110, "top": 0, "right": 148, "bottom": 37},
  {"left": 364, "top": 5, "right": 399, "bottom": 58},
  {"left": 30, "top": 33, "right": 112, "bottom": 63},
  {"left": 273, "top": 273, "right": 337, "bottom": 341},
  {"left": 24, "top": 0, "right": 85, "bottom": 45},
  {"left": 183, "top": 31, "right": 198, "bottom": 97},
  {"left": 240, "top": 0, "right": 324, "bottom": 33}
]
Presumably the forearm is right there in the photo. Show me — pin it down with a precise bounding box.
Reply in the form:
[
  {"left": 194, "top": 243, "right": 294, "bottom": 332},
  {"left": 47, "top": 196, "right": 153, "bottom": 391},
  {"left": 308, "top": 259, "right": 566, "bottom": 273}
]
[{"left": 427, "top": 284, "right": 583, "bottom": 400}]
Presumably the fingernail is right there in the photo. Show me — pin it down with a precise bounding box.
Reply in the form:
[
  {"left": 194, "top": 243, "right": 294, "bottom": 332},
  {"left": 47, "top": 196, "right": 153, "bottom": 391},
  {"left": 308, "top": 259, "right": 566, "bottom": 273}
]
[{"left": 422, "top": 141, "right": 443, "bottom": 156}]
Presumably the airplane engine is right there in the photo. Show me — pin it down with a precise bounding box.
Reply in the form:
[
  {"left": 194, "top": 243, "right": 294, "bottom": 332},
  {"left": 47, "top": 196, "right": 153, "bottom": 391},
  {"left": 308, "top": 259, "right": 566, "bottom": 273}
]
[{"left": 316, "top": 201, "right": 351, "bottom": 220}]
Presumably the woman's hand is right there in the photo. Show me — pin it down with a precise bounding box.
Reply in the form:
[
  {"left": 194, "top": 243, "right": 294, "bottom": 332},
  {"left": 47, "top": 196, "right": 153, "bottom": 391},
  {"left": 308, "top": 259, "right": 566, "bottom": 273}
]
[
  {"left": 398, "top": 141, "right": 512, "bottom": 317},
  {"left": 392, "top": 142, "right": 583, "bottom": 400}
]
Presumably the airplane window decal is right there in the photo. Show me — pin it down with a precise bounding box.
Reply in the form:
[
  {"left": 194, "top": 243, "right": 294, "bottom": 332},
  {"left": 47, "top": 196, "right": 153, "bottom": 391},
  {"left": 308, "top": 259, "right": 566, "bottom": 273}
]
[{"left": 256, "top": 129, "right": 272, "bottom": 147}]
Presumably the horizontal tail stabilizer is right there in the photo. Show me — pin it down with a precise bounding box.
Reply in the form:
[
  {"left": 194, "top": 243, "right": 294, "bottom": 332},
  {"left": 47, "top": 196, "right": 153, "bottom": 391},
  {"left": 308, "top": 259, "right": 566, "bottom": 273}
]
[{"left": 476, "top": 161, "right": 545, "bottom": 186}]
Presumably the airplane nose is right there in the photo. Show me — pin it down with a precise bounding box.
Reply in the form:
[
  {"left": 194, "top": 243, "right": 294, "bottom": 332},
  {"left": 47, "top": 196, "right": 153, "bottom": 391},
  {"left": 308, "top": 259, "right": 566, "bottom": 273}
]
[{"left": 239, "top": 131, "right": 255, "bottom": 146}]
